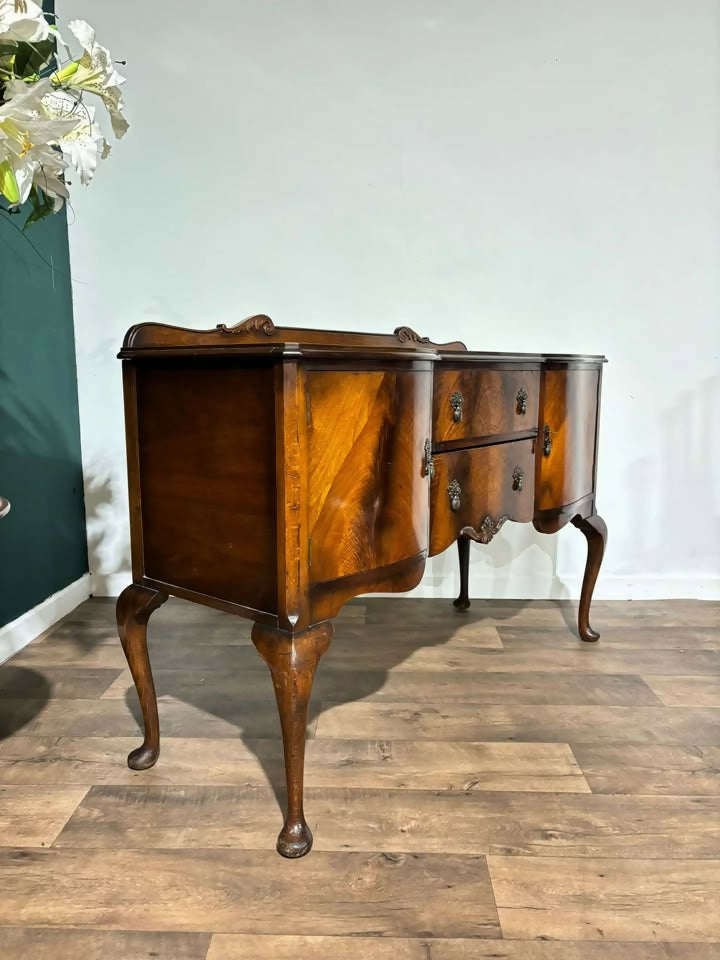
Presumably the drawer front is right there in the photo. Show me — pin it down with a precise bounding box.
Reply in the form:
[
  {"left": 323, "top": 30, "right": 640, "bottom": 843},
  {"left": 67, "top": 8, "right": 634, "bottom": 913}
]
[
  {"left": 429, "top": 439, "right": 535, "bottom": 557},
  {"left": 536, "top": 368, "right": 600, "bottom": 513},
  {"left": 433, "top": 368, "right": 540, "bottom": 445}
]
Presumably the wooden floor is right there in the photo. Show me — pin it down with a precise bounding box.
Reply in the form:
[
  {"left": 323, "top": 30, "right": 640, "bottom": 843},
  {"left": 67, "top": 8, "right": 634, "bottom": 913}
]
[{"left": 0, "top": 596, "right": 719, "bottom": 959}]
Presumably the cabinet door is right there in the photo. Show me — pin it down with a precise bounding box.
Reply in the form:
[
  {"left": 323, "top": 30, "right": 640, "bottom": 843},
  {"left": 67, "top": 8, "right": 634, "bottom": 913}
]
[
  {"left": 306, "top": 367, "right": 432, "bottom": 584},
  {"left": 536, "top": 368, "right": 600, "bottom": 513}
]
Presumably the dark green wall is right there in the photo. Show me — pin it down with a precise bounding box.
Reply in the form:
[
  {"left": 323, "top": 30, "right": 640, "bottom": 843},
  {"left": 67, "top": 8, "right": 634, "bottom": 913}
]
[{"left": 0, "top": 207, "right": 88, "bottom": 627}]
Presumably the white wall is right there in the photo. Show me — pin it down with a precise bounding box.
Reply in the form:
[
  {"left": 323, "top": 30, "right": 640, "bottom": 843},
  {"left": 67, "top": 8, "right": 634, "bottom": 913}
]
[{"left": 64, "top": 0, "right": 720, "bottom": 600}]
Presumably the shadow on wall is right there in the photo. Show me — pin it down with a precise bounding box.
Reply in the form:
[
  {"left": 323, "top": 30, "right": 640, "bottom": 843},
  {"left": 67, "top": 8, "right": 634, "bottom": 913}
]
[
  {"left": 83, "top": 467, "right": 131, "bottom": 597},
  {"left": 623, "top": 371, "right": 720, "bottom": 582}
]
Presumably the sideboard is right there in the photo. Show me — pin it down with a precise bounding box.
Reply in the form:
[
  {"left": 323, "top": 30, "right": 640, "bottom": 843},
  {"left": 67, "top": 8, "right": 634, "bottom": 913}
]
[{"left": 116, "top": 317, "right": 607, "bottom": 857}]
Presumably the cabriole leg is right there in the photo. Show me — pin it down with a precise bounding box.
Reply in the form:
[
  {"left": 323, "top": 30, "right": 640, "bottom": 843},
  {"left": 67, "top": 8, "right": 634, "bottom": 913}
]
[
  {"left": 453, "top": 534, "right": 471, "bottom": 610},
  {"left": 571, "top": 513, "right": 608, "bottom": 642},
  {"left": 251, "top": 619, "right": 334, "bottom": 858},
  {"left": 116, "top": 584, "right": 167, "bottom": 770}
]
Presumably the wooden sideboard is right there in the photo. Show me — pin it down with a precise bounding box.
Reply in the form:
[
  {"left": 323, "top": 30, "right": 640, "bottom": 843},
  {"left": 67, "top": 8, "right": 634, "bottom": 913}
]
[{"left": 116, "top": 316, "right": 607, "bottom": 858}]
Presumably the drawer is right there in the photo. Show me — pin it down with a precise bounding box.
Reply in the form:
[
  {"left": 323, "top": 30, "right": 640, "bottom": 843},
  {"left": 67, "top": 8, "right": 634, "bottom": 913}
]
[
  {"left": 429, "top": 438, "right": 535, "bottom": 557},
  {"left": 433, "top": 368, "right": 540, "bottom": 445}
]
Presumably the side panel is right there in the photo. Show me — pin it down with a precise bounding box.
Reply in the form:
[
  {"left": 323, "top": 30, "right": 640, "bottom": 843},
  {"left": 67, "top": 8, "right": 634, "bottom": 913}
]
[
  {"left": 535, "top": 367, "right": 600, "bottom": 514},
  {"left": 306, "top": 368, "right": 432, "bottom": 586},
  {"left": 134, "top": 359, "right": 277, "bottom": 613}
]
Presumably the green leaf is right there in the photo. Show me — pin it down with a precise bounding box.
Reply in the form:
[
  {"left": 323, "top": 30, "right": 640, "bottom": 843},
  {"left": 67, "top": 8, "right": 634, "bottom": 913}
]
[
  {"left": 22, "top": 186, "right": 56, "bottom": 230},
  {"left": 13, "top": 38, "right": 56, "bottom": 79},
  {"left": 0, "top": 161, "right": 20, "bottom": 206}
]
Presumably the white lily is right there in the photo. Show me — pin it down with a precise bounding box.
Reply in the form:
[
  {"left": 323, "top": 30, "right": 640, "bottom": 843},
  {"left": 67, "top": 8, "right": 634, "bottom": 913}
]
[
  {"left": 41, "top": 88, "right": 105, "bottom": 185},
  {"left": 54, "top": 19, "right": 128, "bottom": 139},
  {"left": 0, "top": 78, "right": 76, "bottom": 205},
  {"left": 0, "top": 0, "right": 49, "bottom": 44}
]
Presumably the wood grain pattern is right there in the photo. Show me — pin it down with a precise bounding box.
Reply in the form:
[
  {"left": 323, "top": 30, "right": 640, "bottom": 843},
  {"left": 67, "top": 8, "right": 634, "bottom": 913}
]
[
  {"left": 207, "top": 938, "right": 720, "bottom": 960},
  {"left": 134, "top": 360, "right": 278, "bottom": 613},
  {"left": 643, "top": 675, "right": 720, "bottom": 706},
  {"left": 429, "top": 439, "right": 535, "bottom": 556},
  {"left": 487, "top": 855, "right": 720, "bottom": 941},
  {"left": 0, "top": 736, "right": 585, "bottom": 792},
  {"left": 2, "top": 929, "right": 211, "bottom": 960},
  {"left": 571, "top": 743, "right": 720, "bottom": 796},
  {"left": 100, "top": 666, "right": 662, "bottom": 706},
  {"left": 0, "top": 786, "right": 88, "bottom": 847},
  {"left": 306, "top": 367, "right": 432, "bottom": 584},
  {"left": 432, "top": 367, "right": 540, "bottom": 444},
  {"left": 315, "top": 701, "right": 720, "bottom": 745},
  {"left": 0, "top": 847, "right": 500, "bottom": 937},
  {"left": 56, "top": 786, "right": 720, "bottom": 860},
  {"left": 535, "top": 367, "right": 599, "bottom": 513},
  {"left": 0, "top": 596, "right": 718, "bottom": 952}
]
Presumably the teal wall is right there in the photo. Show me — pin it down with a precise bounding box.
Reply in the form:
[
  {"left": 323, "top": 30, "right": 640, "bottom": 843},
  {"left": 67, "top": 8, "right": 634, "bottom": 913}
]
[{"left": 0, "top": 207, "right": 88, "bottom": 627}]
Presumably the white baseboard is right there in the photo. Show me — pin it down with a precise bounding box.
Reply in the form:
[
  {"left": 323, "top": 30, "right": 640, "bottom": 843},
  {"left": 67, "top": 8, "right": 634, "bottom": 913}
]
[
  {"left": 92, "top": 568, "right": 720, "bottom": 602},
  {"left": 0, "top": 574, "right": 91, "bottom": 665},
  {"left": 407, "top": 573, "right": 720, "bottom": 601}
]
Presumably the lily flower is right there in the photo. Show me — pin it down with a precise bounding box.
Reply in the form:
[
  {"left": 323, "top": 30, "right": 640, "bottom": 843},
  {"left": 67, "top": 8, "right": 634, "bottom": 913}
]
[
  {"left": 54, "top": 19, "right": 128, "bottom": 139},
  {"left": 0, "top": 0, "right": 49, "bottom": 43}
]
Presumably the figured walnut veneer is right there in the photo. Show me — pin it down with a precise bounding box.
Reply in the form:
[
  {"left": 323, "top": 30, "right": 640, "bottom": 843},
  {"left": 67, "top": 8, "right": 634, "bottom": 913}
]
[{"left": 116, "top": 316, "right": 607, "bottom": 857}]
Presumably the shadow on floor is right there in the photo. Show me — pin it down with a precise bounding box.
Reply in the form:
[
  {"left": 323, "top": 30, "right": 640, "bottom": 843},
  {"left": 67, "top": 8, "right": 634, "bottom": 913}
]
[
  {"left": 114, "top": 596, "right": 579, "bottom": 816},
  {"left": 0, "top": 667, "right": 51, "bottom": 740}
]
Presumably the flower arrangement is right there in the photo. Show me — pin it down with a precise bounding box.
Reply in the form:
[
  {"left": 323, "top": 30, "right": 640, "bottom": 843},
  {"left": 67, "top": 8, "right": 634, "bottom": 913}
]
[{"left": 0, "top": 1, "right": 127, "bottom": 227}]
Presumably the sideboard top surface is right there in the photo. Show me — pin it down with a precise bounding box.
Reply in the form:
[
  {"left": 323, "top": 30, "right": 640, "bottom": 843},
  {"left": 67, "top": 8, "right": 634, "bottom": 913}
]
[{"left": 119, "top": 315, "right": 607, "bottom": 365}]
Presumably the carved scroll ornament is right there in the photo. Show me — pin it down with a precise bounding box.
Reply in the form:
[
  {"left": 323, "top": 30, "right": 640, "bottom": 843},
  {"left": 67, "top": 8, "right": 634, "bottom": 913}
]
[
  {"left": 460, "top": 515, "right": 509, "bottom": 545},
  {"left": 216, "top": 314, "right": 275, "bottom": 336}
]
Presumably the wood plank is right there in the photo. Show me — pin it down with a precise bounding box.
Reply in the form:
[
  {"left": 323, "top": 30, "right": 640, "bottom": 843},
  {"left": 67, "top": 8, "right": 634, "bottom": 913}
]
[
  {"left": 0, "top": 786, "right": 87, "bottom": 847},
  {"left": 10, "top": 640, "right": 129, "bottom": 668},
  {"left": 0, "top": 665, "right": 121, "bottom": 699},
  {"left": 101, "top": 667, "right": 660, "bottom": 706},
  {"left": 0, "top": 697, "right": 292, "bottom": 740},
  {"left": 207, "top": 936, "right": 720, "bottom": 959},
  {"left": 315, "top": 701, "right": 720, "bottom": 744},
  {"left": 0, "top": 736, "right": 587, "bottom": 792},
  {"left": 572, "top": 744, "right": 720, "bottom": 796},
  {"left": 343, "top": 646, "right": 720, "bottom": 676},
  {"left": 487, "top": 855, "right": 720, "bottom": 941},
  {"left": 0, "top": 847, "right": 500, "bottom": 937},
  {"left": 644, "top": 676, "right": 720, "bottom": 707},
  {"left": 499, "top": 625, "right": 720, "bottom": 651},
  {"left": 47, "top": 620, "right": 253, "bottom": 646},
  {"left": 1, "top": 928, "right": 210, "bottom": 960},
  {"left": 56, "top": 786, "right": 720, "bottom": 859}
]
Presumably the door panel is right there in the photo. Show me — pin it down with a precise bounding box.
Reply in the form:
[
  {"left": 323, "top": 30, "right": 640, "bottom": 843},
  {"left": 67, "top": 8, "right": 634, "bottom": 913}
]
[
  {"left": 536, "top": 368, "right": 600, "bottom": 513},
  {"left": 306, "top": 368, "right": 432, "bottom": 584}
]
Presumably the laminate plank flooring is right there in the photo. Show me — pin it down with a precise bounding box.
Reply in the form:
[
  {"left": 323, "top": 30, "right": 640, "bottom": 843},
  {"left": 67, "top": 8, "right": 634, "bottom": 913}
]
[{"left": 0, "top": 595, "right": 718, "bottom": 959}]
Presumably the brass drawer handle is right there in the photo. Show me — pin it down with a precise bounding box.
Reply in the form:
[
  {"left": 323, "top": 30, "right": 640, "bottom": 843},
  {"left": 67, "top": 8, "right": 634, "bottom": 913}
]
[
  {"left": 516, "top": 388, "right": 528, "bottom": 416},
  {"left": 448, "top": 479, "right": 461, "bottom": 512},
  {"left": 424, "top": 438, "right": 435, "bottom": 479},
  {"left": 512, "top": 466, "right": 524, "bottom": 493},
  {"left": 450, "top": 391, "right": 464, "bottom": 422},
  {"left": 543, "top": 424, "right": 552, "bottom": 457}
]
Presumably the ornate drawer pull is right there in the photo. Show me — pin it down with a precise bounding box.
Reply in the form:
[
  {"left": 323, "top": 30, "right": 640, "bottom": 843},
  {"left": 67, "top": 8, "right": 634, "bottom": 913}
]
[
  {"left": 424, "top": 438, "right": 435, "bottom": 479},
  {"left": 516, "top": 388, "right": 528, "bottom": 416},
  {"left": 512, "top": 466, "right": 524, "bottom": 493},
  {"left": 543, "top": 424, "right": 552, "bottom": 457},
  {"left": 450, "top": 391, "right": 464, "bottom": 422},
  {"left": 448, "top": 479, "right": 461, "bottom": 512}
]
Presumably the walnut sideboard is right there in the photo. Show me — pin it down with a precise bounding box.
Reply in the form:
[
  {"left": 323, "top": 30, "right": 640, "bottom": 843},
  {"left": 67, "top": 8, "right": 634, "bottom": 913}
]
[{"left": 116, "top": 316, "right": 607, "bottom": 858}]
